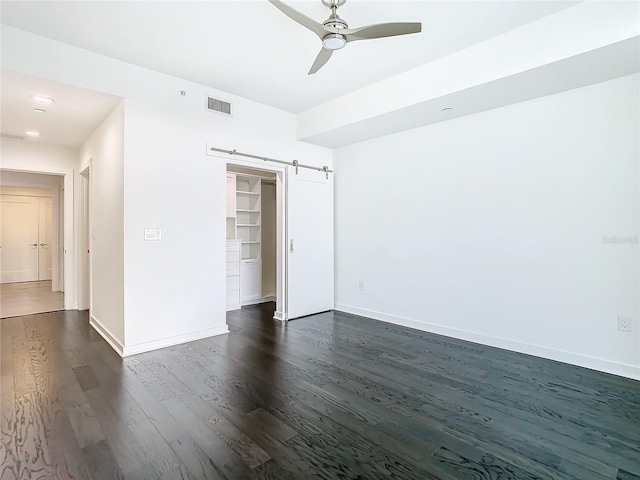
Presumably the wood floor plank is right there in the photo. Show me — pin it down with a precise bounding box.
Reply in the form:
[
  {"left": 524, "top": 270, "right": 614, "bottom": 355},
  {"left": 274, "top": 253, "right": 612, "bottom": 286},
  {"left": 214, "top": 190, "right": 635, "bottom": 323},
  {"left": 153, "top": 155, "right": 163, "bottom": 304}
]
[
  {"left": 128, "top": 419, "right": 193, "bottom": 480},
  {"left": 1, "top": 306, "right": 638, "bottom": 480},
  {"left": 123, "top": 463, "right": 161, "bottom": 480},
  {"left": 11, "top": 391, "right": 53, "bottom": 479},
  {"left": 73, "top": 365, "right": 101, "bottom": 392},
  {"left": 148, "top": 351, "right": 271, "bottom": 470},
  {"left": 432, "top": 446, "right": 542, "bottom": 480},
  {"left": 245, "top": 408, "right": 297, "bottom": 442},
  {"left": 618, "top": 469, "right": 640, "bottom": 480},
  {"left": 65, "top": 401, "right": 105, "bottom": 448},
  {"left": 0, "top": 321, "right": 17, "bottom": 480},
  {"left": 82, "top": 439, "right": 125, "bottom": 480},
  {"left": 252, "top": 458, "right": 296, "bottom": 480},
  {"left": 161, "top": 395, "right": 258, "bottom": 479},
  {"left": 169, "top": 436, "right": 227, "bottom": 480},
  {"left": 83, "top": 387, "right": 149, "bottom": 474}
]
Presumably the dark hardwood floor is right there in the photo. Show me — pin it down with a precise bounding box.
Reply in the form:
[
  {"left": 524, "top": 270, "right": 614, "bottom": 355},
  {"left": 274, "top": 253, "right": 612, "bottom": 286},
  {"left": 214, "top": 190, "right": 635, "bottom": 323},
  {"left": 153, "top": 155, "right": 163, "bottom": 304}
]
[{"left": 1, "top": 304, "right": 638, "bottom": 479}]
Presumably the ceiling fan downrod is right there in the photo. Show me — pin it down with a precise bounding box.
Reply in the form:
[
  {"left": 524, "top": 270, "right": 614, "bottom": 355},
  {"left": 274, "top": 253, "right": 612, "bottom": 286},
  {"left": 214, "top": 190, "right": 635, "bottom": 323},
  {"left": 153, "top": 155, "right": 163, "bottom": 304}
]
[{"left": 322, "top": 0, "right": 348, "bottom": 32}]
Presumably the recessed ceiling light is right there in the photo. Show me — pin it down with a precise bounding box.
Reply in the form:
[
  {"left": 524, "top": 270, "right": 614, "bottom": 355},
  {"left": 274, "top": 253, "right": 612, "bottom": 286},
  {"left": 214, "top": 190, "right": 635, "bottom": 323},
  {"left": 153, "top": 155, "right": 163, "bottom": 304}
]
[
  {"left": 34, "top": 108, "right": 46, "bottom": 113},
  {"left": 25, "top": 130, "right": 40, "bottom": 137},
  {"left": 442, "top": 107, "right": 453, "bottom": 112},
  {"left": 31, "top": 95, "right": 55, "bottom": 104}
]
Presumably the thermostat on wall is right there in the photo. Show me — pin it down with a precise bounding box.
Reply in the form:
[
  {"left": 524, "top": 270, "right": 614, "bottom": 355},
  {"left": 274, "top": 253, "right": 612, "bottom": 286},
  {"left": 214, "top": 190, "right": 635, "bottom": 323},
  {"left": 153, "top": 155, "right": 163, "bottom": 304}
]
[{"left": 144, "top": 228, "right": 162, "bottom": 241}]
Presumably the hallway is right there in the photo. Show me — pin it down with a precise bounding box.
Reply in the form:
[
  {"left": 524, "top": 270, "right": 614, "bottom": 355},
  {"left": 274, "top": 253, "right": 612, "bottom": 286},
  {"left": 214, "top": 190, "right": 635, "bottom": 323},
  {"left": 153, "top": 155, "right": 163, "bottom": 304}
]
[{"left": 0, "top": 281, "right": 64, "bottom": 318}]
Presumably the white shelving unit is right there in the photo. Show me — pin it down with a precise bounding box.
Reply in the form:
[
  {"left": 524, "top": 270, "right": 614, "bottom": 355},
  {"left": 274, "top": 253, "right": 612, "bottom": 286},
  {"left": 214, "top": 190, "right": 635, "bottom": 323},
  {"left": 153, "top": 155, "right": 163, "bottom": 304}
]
[
  {"left": 235, "top": 174, "right": 262, "bottom": 304},
  {"left": 226, "top": 173, "right": 237, "bottom": 240},
  {"left": 225, "top": 240, "right": 241, "bottom": 311},
  {"left": 225, "top": 173, "right": 241, "bottom": 311}
]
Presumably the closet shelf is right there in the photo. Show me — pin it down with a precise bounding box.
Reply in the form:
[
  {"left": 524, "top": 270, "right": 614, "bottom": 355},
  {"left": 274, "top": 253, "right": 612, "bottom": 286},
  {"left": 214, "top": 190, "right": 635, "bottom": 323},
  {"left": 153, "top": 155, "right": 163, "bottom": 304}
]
[
  {"left": 237, "top": 224, "right": 260, "bottom": 227},
  {"left": 236, "top": 209, "right": 260, "bottom": 213},
  {"left": 241, "top": 241, "right": 261, "bottom": 244},
  {"left": 236, "top": 191, "right": 260, "bottom": 196}
]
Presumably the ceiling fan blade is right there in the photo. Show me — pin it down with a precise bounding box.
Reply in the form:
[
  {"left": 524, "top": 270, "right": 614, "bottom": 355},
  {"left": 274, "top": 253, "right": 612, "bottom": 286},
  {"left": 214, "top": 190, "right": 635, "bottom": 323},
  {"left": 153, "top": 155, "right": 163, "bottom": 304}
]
[
  {"left": 345, "top": 22, "right": 422, "bottom": 42},
  {"left": 268, "top": 0, "right": 329, "bottom": 39},
  {"left": 308, "top": 48, "right": 333, "bottom": 75}
]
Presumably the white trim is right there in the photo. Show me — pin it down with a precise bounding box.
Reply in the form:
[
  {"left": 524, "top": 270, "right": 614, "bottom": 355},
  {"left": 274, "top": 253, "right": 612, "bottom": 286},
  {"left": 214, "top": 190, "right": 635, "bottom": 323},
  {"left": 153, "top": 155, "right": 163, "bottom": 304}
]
[
  {"left": 90, "top": 314, "right": 124, "bottom": 356},
  {"left": 216, "top": 148, "right": 288, "bottom": 322},
  {"left": 241, "top": 298, "right": 266, "bottom": 306},
  {"left": 274, "top": 310, "right": 287, "bottom": 322},
  {"left": 121, "top": 325, "right": 230, "bottom": 357},
  {"left": 334, "top": 303, "right": 640, "bottom": 381},
  {"left": 0, "top": 167, "right": 74, "bottom": 309},
  {"left": 241, "top": 296, "right": 276, "bottom": 307}
]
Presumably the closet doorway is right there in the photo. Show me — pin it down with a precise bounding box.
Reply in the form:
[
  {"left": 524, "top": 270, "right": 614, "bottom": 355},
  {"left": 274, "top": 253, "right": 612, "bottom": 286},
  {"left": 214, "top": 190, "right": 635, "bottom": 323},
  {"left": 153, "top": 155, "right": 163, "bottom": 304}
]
[{"left": 225, "top": 164, "right": 284, "bottom": 319}]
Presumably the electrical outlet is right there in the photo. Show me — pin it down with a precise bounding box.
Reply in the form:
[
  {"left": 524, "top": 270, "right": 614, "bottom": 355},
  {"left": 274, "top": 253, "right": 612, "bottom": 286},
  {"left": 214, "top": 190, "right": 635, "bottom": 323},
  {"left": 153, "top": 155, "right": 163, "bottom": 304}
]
[
  {"left": 358, "top": 280, "right": 365, "bottom": 291},
  {"left": 618, "top": 316, "right": 632, "bottom": 332}
]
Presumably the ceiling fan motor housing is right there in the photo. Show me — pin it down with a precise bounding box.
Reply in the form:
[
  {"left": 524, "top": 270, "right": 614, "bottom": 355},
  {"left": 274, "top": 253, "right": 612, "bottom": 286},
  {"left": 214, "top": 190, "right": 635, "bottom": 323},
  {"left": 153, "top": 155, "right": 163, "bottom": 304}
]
[{"left": 321, "top": 0, "right": 346, "bottom": 7}]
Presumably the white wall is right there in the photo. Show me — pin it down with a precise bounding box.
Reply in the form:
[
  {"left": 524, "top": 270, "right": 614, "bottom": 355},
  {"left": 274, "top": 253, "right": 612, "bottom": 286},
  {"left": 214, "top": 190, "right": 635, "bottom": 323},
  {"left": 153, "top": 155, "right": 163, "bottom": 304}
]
[
  {"left": 334, "top": 74, "right": 639, "bottom": 379},
  {"left": 0, "top": 139, "right": 77, "bottom": 306},
  {"left": 78, "top": 102, "right": 125, "bottom": 347},
  {"left": 2, "top": 26, "right": 332, "bottom": 355}
]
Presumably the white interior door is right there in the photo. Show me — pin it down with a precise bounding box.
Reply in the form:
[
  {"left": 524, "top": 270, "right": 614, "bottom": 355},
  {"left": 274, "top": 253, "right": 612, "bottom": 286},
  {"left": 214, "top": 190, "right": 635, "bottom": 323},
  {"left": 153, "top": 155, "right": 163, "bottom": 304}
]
[
  {"left": 38, "top": 197, "right": 53, "bottom": 281},
  {"left": 287, "top": 166, "right": 334, "bottom": 319},
  {"left": 0, "top": 195, "right": 39, "bottom": 283}
]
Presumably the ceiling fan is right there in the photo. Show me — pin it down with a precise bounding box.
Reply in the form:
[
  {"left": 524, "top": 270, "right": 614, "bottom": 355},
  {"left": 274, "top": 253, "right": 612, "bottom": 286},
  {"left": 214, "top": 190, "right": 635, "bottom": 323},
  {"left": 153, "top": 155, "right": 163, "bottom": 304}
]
[{"left": 269, "top": 0, "right": 422, "bottom": 75}]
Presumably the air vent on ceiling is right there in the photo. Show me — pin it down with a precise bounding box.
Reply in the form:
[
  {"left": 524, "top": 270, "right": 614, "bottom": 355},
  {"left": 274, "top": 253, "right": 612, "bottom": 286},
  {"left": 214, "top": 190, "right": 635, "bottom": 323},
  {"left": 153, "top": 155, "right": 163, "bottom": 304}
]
[
  {"left": 207, "top": 96, "right": 232, "bottom": 116},
  {"left": 1, "top": 133, "right": 24, "bottom": 140}
]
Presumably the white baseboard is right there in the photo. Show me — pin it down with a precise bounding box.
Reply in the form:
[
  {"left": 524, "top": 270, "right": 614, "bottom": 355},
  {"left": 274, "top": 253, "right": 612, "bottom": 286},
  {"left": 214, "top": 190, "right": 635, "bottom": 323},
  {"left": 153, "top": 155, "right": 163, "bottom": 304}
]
[
  {"left": 241, "top": 297, "right": 275, "bottom": 306},
  {"left": 274, "top": 310, "right": 287, "bottom": 322},
  {"left": 90, "top": 315, "right": 124, "bottom": 356},
  {"left": 122, "top": 325, "right": 230, "bottom": 357},
  {"left": 334, "top": 303, "right": 640, "bottom": 381}
]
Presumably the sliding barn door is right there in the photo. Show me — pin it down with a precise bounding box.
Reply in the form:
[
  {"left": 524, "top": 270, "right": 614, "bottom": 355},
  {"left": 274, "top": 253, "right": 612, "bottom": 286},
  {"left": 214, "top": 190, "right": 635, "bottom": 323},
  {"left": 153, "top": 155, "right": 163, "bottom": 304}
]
[{"left": 287, "top": 166, "right": 334, "bottom": 319}]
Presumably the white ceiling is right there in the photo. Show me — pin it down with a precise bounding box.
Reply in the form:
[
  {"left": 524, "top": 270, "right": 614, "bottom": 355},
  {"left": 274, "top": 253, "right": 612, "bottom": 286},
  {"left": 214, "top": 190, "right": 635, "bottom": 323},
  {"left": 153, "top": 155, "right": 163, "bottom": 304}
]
[
  {"left": 0, "top": 70, "right": 122, "bottom": 147},
  {"left": 0, "top": 0, "right": 577, "bottom": 113}
]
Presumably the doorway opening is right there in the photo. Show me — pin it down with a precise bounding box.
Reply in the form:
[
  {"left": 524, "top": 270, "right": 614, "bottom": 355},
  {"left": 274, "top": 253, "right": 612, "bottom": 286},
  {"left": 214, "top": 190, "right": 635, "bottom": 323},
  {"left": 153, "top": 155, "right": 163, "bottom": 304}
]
[
  {"left": 225, "top": 163, "right": 286, "bottom": 321},
  {"left": 0, "top": 171, "right": 65, "bottom": 318}
]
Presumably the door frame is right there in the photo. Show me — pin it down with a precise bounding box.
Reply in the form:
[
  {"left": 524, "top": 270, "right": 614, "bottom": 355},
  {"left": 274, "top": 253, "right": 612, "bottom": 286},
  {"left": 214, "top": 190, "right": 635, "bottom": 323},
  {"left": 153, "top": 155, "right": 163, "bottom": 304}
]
[
  {"left": 0, "top": 169, "right": 74, "bottom": 309},
  {"left": 221, "top": 155, "right": 288, "bottom": 322},
  {"left": 79, "top": 164, "right": 92, "bottom": 311},
  {"left": 0, "top": 177, "right": 66, "bottom": 293}
]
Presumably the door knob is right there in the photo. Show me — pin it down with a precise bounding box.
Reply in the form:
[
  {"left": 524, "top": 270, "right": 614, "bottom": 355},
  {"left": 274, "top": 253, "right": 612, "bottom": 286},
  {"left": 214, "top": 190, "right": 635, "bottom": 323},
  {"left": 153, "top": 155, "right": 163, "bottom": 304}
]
[
  {"left": 40, "top": 243, "right": 48, "bottom": 247},
  {"left": 31, "top": 243, "right": 38, "bottom": 247}
]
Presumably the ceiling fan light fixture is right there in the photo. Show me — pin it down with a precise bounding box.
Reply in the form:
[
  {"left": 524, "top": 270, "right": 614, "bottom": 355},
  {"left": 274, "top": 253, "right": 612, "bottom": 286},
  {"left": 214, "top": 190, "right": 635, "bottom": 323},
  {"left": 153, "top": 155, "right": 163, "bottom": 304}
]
[{"left": 322, "top": 34, "right": 346, "bottom": 50}]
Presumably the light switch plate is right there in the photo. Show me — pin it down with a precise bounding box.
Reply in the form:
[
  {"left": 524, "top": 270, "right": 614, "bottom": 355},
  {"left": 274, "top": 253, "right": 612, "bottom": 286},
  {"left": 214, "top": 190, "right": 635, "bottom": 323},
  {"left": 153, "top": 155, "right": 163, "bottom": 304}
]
[{"left": 144, "top": 228, "right": 162, "bottom": 241}]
